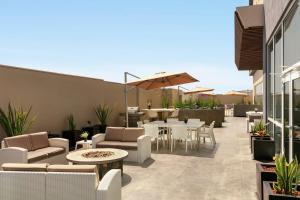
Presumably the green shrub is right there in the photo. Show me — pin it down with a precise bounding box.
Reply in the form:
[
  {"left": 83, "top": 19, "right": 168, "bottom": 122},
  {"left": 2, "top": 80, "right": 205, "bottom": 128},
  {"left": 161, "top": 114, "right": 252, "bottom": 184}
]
[
  {"left": 67, "top": 114, "right": 76, "bottom": 131},
  {"left": 0, "top": 103, "right": 35, "bottom": 137},
  {"left": 95, "top": 104, "right": 112, "bottom": 126},
  {"left": 273, "top": 155, "right": 300, "bottom": 195},
  {"left": 161, "top": 96, "right": 170, "bottom": 108}
]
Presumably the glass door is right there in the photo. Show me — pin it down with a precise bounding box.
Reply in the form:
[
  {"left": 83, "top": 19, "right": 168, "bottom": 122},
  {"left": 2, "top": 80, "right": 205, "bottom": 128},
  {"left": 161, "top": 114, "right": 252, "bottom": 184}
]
[
  {"left": 292, "top": 78, "right": 300, "bottom": 160},
  {"left": 282, "top": 70, "right": 300, "bottom": 162}
]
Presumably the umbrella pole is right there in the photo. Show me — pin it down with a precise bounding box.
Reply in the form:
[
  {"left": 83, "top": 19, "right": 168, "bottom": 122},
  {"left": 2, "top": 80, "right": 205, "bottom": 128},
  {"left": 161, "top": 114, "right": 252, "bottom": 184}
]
[
  {"left": 124, "top": 72, "right": 129, "bottom": 127},
  {"left": 124, "top": 72, "right": 141, "bottom": 127}
]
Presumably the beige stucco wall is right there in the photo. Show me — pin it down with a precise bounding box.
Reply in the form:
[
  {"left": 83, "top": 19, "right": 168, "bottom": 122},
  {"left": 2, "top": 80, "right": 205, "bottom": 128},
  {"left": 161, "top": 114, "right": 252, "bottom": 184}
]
[
  {"left": 253, "top": 0, "right": 264, "bottom": 5},
  {"left": 252, "top": 70, "right": 263, "bottom": 84},
  {"left": 0, "top": 65, "right": 164, "bottom": 140}
]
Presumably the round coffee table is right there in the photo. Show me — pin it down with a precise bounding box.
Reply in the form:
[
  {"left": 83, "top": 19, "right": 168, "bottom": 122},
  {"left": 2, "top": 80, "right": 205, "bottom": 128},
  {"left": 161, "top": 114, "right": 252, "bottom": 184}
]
[{"left": 66, "top": 148, "right": 128, "bottom": 179}]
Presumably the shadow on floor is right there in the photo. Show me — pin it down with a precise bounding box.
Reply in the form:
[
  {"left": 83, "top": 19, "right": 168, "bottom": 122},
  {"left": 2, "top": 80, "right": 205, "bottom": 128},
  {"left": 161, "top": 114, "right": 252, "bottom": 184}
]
[
  {"left": 151, "top": 142, "right": 219, "bottom": 158},
  {"left": 122, "top": 173, "right": 132, "bottom": 187},
  {"left": 125, "top": 158, "right": 155, "bottom": 168}
]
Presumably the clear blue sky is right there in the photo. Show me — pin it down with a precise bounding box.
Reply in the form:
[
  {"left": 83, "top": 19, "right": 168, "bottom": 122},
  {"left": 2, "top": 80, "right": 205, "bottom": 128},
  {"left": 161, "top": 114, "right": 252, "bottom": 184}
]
[{"left": 0, "top": 0, "right": 250, "bottom": 93}]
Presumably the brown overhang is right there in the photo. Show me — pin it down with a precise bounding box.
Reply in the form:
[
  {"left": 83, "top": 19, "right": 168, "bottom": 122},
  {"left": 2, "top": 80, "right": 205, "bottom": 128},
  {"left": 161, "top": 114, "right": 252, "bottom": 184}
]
[{"left": 235, "top": 5, "right": 264, "bottom": 70}]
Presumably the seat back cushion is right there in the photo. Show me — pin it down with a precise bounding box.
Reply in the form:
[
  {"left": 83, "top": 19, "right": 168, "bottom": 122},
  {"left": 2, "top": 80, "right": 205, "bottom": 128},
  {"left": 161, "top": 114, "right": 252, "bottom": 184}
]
[
  {"left": 123, "top": 128, "right": 144, "bottom": 142},
  {"left": 1, "top": 163, "right": 49, "bottom": 172},
  {"left": 3, "top": 135, "right": 32, "bottom": 150},
  {"left": 105, "top": 127, "right": 124, "bottom": 141},
  {"left": 29, "top": 132, "right": 49, "bottom": 150},
  {"left": 47, "top": 165, "right": 97, "bottom": 173}
]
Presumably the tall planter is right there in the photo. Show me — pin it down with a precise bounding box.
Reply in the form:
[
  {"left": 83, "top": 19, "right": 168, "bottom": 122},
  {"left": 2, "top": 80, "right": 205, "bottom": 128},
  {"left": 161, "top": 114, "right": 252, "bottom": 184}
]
[
  {"left": 62, "top": 130, "right": 81, "bottom": 148},
  {"left": 178, "top": 108, "right": 224, "bottom": 127},
  {"left": 256, "top": 163, "right": 276, "bottom": 200},
  {"left": 263, "top": 181, "right": 300, "bottom": 200},
  {"left": 233, "top": 104, "right": 262, "bottom": 117},
  {"left": 253, "top": 138, "right": 275, "bottom": 161},
  {"left": 250, "top": 134, "right": 271, "bottom": 153}
]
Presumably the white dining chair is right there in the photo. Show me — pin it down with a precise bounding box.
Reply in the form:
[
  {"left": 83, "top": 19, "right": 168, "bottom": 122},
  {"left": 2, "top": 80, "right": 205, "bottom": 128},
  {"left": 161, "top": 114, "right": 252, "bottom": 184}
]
[
  {"left": 187, "top": 118, "right": 202, "bottom": 140},
  {"left": 197, "top": 121, "right": 216, "bottom": 147},
  {"left": 171, "top": 125, "right": 192, "bottom": 152},
  {"left": 137, "top": 121, "right": 143, "bottom": 127},
  {"left": 143, "top": 119, "right": 150, "bottom": 124},
  {"left": 143, "top": 124, "right": 164, "bottom": 150}
]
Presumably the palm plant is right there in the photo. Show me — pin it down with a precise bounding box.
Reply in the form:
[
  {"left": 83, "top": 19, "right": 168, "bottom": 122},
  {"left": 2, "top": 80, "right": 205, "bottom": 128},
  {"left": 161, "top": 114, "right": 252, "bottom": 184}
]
[
  {"left": 0, "top": 103, "right": 35, "bottom": 137},
  {"left": 95, "top": 104, "right": 112, "bottom": 126},
  {"left": 273, "top": 155, "right": 300, "bottom": 195},
  {"left": 161, "top": 96, "right": 170, "bottom": 108},
  {"left": 251, "top": 121, "right": 268, "bottom": 136},
  {"left": 67, "top": 114, "right": 76, "bottom": 131}
]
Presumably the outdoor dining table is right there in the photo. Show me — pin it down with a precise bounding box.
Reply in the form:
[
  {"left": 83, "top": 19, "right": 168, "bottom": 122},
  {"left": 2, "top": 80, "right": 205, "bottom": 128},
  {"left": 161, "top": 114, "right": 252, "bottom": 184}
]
[{"left": 146, "top": 120, "right": 205, "bottom": 149}]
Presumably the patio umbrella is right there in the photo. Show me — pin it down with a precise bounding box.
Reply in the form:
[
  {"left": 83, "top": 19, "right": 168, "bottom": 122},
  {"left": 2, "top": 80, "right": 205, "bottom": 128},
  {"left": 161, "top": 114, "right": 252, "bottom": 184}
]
[
  {"left": 127, "top": 72, "right": 198, "bottom": 90},
  {"left": 184, "top": 87, "right": 214, "bottom": 95},
  {"left": 198, "top": 91, "right": 216, "bottom": 96},
  {"left": 124, "top": 71, "right": 198, "bottom": 127},
  {"left": 224, "top": 90, "right": 248, "bottom": 96}
]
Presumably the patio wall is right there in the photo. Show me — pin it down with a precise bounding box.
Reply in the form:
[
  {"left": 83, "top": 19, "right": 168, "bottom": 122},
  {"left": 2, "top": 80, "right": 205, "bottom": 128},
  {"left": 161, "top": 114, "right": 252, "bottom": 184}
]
[
  {"left": 0, "top": 65, "right": 163, "bottom": 140},
  {"left": 182, "top": 94, "right": 253, "bottom": 105}
]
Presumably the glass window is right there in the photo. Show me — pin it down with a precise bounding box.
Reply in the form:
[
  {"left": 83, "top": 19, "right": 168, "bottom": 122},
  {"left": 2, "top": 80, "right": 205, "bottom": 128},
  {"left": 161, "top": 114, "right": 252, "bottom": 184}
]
[
  {"left": 284, "top": 82, "right": 289, "bottom": 138},
  {"left": 274, "top": 125, "right": 282, "bottom": 155},
  {"left": 284, "top": 1, "right": 300, "bottom": 66},
  {"left": 274, "top": 30, "right": 282, "bottom": 122},
  {"left": 267, "top": 43, "right": 274, "bottom": 118}
]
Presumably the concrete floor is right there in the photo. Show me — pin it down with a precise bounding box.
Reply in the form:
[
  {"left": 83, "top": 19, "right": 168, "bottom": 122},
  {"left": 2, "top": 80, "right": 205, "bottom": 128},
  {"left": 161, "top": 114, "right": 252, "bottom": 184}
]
[{"left": 122, "top": 117, "right": 258, "bottom": 200}]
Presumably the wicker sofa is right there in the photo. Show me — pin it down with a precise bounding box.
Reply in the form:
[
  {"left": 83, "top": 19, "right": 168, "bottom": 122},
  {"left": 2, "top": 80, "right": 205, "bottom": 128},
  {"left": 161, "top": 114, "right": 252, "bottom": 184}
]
[
  {"left": 0, "top": 163, "right": 121, "bottom": 200},
  {"left": 0, "top": 132, "right": 68, "bottom": 167},
  {"left": 92, "top": 127, "right": 151, "bottom": 164}
]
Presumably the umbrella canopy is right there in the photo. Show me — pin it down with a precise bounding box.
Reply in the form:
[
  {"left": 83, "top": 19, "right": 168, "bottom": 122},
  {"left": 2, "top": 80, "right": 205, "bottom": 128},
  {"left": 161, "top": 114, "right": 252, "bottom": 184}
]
[
  {"left": 198, "top": 91, "right": 216, "bottom": 96},
  {"left": 127, "top": 72, "right": 198, "bottom": 90},
  {"left": 184, "top": 87, "right": 214, "bottom": 95},
  {"left": 224, "top": 90, "right": 248, "bottom": 96}
]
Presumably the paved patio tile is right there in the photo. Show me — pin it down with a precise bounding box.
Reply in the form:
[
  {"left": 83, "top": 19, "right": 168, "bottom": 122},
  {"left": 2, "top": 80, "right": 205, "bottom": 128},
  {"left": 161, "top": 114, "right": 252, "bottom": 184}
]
[{"left": 122, "top": 117, "right": 257, "bottom": 200}]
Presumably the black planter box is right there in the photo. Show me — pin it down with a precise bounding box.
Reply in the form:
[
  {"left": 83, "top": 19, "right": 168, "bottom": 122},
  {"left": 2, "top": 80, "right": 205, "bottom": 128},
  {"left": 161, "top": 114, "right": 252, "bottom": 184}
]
[
  {"left": 250, "top": 134, "right": 271, "bottom": 153},
  {"left": 263, "top": 181, "right": 300, "bottom": 199},
  {"left": 256, "top": 163, "right": 276, "bottom": 200},
  {"left": 253, "top": 138, "right": 275, "bottom": 161},
  {"left": 62, "top": 130, "right": 81, "bottom": 148},
  {"left": 93, "top": 124, "right": 107, "bottom": 134}
]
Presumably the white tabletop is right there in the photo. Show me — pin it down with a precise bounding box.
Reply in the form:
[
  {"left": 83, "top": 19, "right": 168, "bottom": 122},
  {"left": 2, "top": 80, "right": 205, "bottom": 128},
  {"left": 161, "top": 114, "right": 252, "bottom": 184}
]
[
  {"left": 66, "top": 148, "right": 128, "bottom": 165},
  {"left": 146, "top": 120, "right": 205, "bottom": 128},
  {"left": 76, "top": 140, "right": 92, "bottom": 144},
  {"left": 142, "top": 108, "right": 176, "bottom": 112},
  {"left": 246, "top": 111, "right": 263, "bottom": 117}
]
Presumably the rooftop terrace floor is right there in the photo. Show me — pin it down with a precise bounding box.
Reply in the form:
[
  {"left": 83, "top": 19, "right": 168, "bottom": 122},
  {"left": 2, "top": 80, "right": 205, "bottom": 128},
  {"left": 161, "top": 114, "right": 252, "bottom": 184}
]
[{"left": 122, "top": 117, "right": 257, "bottom": 200}]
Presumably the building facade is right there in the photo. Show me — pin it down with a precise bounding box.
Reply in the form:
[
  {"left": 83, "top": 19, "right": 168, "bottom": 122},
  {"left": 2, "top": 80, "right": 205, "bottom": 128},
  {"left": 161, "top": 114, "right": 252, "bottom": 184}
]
[{"left": 235, "top": 0, "right": 300, "bottom": 160}]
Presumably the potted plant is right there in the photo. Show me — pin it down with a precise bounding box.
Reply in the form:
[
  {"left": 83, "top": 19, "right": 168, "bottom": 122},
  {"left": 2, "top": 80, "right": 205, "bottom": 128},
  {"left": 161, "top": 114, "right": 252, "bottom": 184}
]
[
  {"left": 0, "top": 103, "right": 35, "bottom": 137},
  {"left": 256, "top": 162, "right": 277, "bottom": 200},
  {"left": 250, "top": 121, "right": 271, "bottom": 153},
  {"left": 95, "top": 104, "right": 112, "bottom": 133},
  {"left": 80, "top": 131, "right": 89, "bottom": 142},
  {"left": 162, "top": 96, "right": 170, "bottom": 109},
  {"left": 263, "top": 155, "right": 300, "bottom": 199},
  {"left": 62, "top": 114, "right": 81, "bottom": 148}
]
